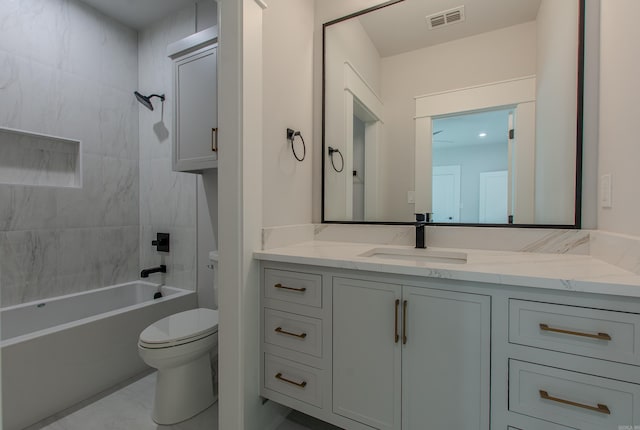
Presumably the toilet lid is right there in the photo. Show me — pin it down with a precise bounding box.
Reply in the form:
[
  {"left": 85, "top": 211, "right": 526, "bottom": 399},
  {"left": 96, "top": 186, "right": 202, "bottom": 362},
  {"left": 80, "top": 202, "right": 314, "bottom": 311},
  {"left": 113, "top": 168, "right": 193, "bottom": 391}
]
[{"left": 139, "top": 308, "right": 218, "bottom": 347}]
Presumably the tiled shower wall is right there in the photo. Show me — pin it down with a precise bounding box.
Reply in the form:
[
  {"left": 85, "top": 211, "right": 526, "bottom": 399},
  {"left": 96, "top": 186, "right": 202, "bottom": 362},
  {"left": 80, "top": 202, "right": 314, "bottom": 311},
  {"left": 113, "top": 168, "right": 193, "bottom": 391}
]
[
  {"left": 0, "top": 0, "right": 139, "bottom": 306},
  {"left": 137, "top": 8, "right": 201, "bottom": 290}
]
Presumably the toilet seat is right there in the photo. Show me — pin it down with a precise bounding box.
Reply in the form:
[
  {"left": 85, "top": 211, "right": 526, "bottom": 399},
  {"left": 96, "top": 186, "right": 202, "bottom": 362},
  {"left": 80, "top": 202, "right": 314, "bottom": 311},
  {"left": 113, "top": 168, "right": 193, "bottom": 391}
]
[{"left": 139, "top": 308, "right": 218, "bottom": 349}]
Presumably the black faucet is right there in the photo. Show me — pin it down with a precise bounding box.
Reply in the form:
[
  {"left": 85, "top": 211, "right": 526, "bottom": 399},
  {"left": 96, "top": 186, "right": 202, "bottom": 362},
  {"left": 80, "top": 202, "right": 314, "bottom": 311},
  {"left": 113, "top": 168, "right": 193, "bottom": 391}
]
[
  {"left": 141, "top": 265, "right": 167, "bottom": 278},
  {"left": 415, "top": 213, "right": 429, "bottom": 249}
]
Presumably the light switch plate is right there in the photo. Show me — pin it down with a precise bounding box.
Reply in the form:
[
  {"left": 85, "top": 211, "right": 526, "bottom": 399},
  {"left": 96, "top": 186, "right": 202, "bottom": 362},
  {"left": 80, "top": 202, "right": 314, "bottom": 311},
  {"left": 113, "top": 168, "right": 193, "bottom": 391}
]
[
  {"left": 408, "top": 190, "right": 415, "bottom": 204},
  {"left": 601, "top": 174, "right": 612, "bottom": 208}
]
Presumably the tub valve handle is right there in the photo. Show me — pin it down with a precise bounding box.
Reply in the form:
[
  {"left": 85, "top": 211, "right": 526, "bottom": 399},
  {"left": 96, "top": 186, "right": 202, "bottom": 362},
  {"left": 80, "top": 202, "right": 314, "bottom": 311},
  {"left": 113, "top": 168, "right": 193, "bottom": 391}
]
[{"left": 152, "top": 233, "right": 170, "bottom": 252}]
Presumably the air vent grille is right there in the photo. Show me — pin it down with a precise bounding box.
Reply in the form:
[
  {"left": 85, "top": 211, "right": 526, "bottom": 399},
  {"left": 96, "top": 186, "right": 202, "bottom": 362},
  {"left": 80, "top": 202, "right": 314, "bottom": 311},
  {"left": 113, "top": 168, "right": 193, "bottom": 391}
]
[{"left": 426, "top": 6, "right": 466, "bottom": 30}]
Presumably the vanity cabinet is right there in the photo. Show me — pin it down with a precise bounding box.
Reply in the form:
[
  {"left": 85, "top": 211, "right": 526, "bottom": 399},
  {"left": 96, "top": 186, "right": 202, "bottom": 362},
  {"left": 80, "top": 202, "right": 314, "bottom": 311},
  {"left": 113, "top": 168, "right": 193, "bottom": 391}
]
[
  {"left": 333, "top": 278, "right": 490, "bottom": 430},
  {"left": 168, "top": 27, "right": 218, "bottom": 172},
  {"left": 259, "top": 261, "right": 640, "bottom": 430}
]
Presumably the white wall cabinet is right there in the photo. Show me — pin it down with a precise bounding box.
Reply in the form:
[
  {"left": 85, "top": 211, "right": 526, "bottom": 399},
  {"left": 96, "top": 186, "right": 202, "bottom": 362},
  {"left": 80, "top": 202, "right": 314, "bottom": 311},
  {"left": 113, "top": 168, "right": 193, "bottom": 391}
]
[
  {"left": 260, "top": 262, "right": 640, "bottom": 430},
  {"left": 168, "top": 27, "right": 218, "bottom": 172},
  {"left": 333, "top": 278, "right": 490, "bottom": 430}
]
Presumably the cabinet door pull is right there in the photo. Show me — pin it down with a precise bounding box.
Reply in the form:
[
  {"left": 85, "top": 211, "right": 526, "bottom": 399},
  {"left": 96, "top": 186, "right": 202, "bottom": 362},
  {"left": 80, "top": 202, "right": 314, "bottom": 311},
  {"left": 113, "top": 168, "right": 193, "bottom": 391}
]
[
  {"left": 211, "top": 127, "right": 218, "bottom": 152},
  {"left": 539, "top": 390, "right": 611, "bottom": 415},
  {"left": 274, "top": 283, "right": 307, "bottom": 293},
  {"left": 394, "top": 299, "right": 400, "bottom": 343},
  {"left": 275, "top": 372, "right": 307, "bottom": 388},
  {"left": 539, "top": 323, "right": 612, "bottom": 341},
  {"left": 402, "top": 300, "right": 408, "bottom": 345},
  {"left": 275, "top": 327, "right": 307, "bottom": 339}
]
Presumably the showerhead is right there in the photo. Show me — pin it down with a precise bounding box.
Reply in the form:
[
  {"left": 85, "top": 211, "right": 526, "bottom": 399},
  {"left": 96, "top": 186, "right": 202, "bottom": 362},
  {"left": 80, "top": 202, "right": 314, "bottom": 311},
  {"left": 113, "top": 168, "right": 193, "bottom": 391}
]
[{"left": 134, "top": 91, "right": 165, "bottom": 111}]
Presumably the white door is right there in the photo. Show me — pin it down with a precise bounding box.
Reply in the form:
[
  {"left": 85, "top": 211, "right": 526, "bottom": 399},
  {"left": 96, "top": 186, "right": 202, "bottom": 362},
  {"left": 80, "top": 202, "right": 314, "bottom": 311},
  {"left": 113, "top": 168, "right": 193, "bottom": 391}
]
[
  {"left": 479, "top": 170, "right": 508, "bottom": 223},
  {"left": 402, "top": 286, "right": 491, "bottom": 430},
  {"left": 333, "top": 278, "right": 401, "bottom": 430},
  {"left": 432, "top": 165, "right": 461, "bottom": 222}
]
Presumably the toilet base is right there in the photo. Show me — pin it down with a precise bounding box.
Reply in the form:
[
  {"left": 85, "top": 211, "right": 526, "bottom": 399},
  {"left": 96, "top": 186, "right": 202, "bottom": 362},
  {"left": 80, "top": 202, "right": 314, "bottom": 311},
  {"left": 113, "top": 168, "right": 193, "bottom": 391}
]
[{"left": 152, "top": 353, "right": 216, "bottom": 425}]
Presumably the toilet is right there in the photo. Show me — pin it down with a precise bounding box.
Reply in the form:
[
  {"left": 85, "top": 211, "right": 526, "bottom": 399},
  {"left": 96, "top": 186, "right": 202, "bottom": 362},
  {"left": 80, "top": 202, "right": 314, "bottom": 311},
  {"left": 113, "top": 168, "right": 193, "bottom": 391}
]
[{"left": 138, "top": 308, "right": 219, "bottom": 425}]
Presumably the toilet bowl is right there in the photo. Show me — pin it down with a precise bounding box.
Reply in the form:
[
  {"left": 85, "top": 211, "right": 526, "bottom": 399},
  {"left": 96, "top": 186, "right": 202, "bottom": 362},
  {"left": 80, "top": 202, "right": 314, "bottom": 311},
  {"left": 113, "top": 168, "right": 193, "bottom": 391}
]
[{"left": 138, "top": 308, "right": 219, "bottom": 425}]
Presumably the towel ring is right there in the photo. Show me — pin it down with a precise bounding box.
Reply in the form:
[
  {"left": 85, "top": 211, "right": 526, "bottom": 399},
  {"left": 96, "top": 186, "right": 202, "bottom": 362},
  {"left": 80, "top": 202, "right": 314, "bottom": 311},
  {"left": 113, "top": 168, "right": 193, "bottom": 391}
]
[
  {"left": 286, "top": 128, "right": 306, "bottom": 162},
  {"left": 328, "top": 147, "right": 344, "bottom": 173}
]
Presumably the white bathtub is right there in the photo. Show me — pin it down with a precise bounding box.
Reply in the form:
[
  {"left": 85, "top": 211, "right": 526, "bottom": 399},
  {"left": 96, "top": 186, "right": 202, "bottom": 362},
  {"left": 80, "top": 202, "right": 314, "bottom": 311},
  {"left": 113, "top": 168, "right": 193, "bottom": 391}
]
[{"left": 0, "top": 281, "right": 197, "bottom": 430}]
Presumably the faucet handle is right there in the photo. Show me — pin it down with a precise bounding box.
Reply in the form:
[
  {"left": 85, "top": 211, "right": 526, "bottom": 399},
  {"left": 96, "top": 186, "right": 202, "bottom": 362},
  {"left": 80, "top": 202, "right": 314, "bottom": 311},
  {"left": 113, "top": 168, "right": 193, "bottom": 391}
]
[{"left": 415, "top": 213, "right": 432, "bottom": 223}]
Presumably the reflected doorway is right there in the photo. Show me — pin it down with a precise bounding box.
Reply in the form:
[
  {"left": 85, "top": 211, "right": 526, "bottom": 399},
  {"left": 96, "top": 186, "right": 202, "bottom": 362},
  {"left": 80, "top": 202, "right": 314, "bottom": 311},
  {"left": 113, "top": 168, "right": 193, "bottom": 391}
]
[{"left": 432, "top": 108, "right": 513, "bottom": 223}]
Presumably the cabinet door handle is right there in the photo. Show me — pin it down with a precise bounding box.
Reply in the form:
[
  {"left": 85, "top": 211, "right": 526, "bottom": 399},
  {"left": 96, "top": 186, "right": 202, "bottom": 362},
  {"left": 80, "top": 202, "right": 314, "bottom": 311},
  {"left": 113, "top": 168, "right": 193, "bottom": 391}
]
[
  {"left": 539, "top": 390, "right": 611, "bottom": 415},
  {"left": 402, "top": 300, "right": 408, "bottom": 345},
  {"left": 275, "top": 327, "right": 307, "bottom": 339},
  {"left": 394, "top": 299, "right": 400, "bottom": 343},
  {"left": 274, "top": 283, "right": 306, "bottom": 293},
  {"left": 275, "top": 372, "right": 307, "bottom": 388},
  {"left": 211, "top": 127, "right": 218, "bottom": 152},
  {"left": 539, "top": 323, "right": 612, "bottom": 341}
]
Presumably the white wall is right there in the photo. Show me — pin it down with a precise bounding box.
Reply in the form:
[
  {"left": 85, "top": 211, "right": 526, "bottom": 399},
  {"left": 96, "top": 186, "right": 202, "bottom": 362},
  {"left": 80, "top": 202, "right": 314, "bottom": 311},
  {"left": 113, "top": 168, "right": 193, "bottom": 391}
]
[
  {"left": 380, "top": 22, "right": 537, "bottom": 221},
  {"left": 323, "top": 17, "right": 381, "bottom": 220},
  {"left": 597, "top": 0, "right": 640, "bottom": 236},
  {"left": 262, "top": 0, "right": 315, "bottom": 227},
  {"left": 313, "top": 0, "right": 390, "bottom": 222},
  {"left": 217, "top": 0, "right": 290, "bottom": 428},
  {"left": 534, "top": 0, "right": 579, "bottom": 224},
  {"left": 433, "top": 143, "right": 508, "bottom": 223}
]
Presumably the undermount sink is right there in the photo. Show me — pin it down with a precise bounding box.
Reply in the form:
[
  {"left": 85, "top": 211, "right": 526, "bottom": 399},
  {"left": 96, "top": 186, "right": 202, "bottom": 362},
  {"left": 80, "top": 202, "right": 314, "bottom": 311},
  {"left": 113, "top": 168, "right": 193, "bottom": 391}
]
[{"left": 359, "top": 248, "right": 468, "bottom": 264}]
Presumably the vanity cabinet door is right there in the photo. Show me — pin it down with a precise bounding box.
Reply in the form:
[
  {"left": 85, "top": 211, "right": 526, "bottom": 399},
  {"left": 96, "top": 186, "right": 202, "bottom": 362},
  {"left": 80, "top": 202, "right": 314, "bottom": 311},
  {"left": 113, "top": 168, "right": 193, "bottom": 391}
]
[
  {"left": 402, "top": 286, "right": 491, "bottom": 430},
  {"left": 333, "top": 277, "right": 402, "bottom": 430}
]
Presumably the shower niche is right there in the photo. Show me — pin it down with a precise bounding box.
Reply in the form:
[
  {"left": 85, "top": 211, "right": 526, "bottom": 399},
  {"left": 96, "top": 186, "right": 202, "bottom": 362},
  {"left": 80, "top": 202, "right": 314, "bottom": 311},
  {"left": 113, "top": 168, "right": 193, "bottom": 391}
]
[
  {"left": 168, "top": 26, "right": 218, "bottom": 173},
  {"left": 0, "top": 127, "right": 81, "bottom": 188}
]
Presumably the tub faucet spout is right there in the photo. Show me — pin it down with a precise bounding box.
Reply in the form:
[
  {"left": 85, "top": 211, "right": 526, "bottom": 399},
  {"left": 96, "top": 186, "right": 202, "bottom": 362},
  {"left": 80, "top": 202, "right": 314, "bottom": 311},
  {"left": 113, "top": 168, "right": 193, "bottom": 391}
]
[{"left": 141, "top": 265, "right": 166, "bottom": 278}]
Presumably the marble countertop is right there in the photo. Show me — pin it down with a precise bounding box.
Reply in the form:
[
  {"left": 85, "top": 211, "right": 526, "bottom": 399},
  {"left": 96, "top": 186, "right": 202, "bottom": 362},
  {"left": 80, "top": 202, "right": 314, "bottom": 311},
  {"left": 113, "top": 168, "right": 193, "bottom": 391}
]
[{"left": 252, "top": 241, "right": 640, "bottom": 298}]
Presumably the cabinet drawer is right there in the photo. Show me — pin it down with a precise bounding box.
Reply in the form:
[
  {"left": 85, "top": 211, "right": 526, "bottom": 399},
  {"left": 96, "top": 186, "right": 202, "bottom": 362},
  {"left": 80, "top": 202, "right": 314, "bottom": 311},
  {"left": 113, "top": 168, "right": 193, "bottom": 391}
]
[
  {"left": 264, "top": 354, "right": 322, "bottom": 408},
  {"left": 264, "top": 308, "right": 322, "bottom": 357},
  {"left": 264, "top": 269, "right": 322, "bottom": 308},
  {"left": 509, "top": 299, "right": 640, "bottom": 365},
  {"left": 509, "top": 360, "right": 640, "bottom": 430}
]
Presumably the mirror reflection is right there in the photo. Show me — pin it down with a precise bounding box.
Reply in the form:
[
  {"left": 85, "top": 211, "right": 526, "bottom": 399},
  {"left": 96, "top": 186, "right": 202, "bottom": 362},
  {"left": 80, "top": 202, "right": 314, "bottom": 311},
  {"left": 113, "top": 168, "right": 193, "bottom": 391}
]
[{"left": 323, "top": 0, "right": 582, "bottom": 225}]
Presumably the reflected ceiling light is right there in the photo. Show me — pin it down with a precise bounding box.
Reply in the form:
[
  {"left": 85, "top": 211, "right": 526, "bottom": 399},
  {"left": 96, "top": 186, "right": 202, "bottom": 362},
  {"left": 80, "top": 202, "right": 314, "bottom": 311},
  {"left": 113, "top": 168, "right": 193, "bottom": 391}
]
[{"left": 478, "top": 132, "right": 487, "bottom": 138}]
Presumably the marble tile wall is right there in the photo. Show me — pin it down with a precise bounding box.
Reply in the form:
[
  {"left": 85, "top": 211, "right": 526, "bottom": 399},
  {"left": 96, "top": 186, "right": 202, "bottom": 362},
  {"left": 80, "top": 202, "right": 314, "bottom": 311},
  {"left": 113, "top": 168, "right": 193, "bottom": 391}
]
[
  {"left": 262, "top": 223, "right": 590, "bottom": 255},
  {"left": 137, "top": 8, "right": 198, "bottom": 290},
  {"left": 0, "top": 0, "right": 139, "bottom": 306}
]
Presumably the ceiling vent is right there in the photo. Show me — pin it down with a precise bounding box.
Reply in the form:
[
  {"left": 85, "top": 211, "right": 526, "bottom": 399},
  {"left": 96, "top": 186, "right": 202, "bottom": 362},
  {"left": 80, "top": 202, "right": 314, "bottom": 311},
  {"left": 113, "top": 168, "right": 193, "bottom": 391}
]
[{"left": 426, "top": 6, "right": 466, "bottom": 30}]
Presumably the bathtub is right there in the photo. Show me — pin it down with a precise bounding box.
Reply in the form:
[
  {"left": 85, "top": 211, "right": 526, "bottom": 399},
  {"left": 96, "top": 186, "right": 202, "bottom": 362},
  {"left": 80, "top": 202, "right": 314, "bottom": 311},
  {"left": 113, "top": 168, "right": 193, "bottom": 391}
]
[{"left": 1, "top": 281, "right": 197, "bottom": 430}]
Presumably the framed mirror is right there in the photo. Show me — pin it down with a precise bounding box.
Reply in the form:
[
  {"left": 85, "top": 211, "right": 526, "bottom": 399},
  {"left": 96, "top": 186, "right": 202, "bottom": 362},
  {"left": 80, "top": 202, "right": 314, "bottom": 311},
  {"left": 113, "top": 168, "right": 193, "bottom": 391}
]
[{"left": 322, "top": 0, "right": 584, "bottom": 227}]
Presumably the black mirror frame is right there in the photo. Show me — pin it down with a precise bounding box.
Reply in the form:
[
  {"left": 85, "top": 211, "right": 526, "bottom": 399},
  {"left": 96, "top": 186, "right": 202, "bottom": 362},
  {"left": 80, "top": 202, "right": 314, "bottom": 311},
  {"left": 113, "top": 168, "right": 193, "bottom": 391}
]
[{"left": 321, "top": 0, "right": 585, "bottom": 229}]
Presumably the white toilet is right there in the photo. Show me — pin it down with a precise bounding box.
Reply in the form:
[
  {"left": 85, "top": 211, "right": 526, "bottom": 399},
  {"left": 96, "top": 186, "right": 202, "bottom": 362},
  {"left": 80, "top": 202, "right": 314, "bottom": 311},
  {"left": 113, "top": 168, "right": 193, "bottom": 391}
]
[{"left": 138, "top": 308, "right": 219, "bottom": 425}]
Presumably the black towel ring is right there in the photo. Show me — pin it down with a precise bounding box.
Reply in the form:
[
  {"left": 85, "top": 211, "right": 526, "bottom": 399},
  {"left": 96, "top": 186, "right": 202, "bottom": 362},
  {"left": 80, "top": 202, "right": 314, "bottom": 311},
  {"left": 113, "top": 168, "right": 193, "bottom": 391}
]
[
  {"left": 286, "top": 128, "right": 306, "bottom": 162},
  {"left": 328, "top": 147, "right": 344, "bottom": 173}
]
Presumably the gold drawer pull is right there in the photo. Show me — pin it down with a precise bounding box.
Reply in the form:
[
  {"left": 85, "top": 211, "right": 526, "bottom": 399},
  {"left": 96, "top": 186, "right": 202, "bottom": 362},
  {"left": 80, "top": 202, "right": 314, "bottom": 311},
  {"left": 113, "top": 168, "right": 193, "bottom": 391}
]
[
  {"left": 539, "top": 390, "right": 611, "bottom": 415},
  {"left": 211, "top": 128, "right": 218, "bottom": 152},
  {"left": 274, "top": 283, "right": 307, "bottom": 292},
  {"left": 539, "top": 323, "right": 612, "bottom": 341},
  {"left": 394, "top": 299, "right": 400, "bottom": 343},
  {"left": 275, "top": 372, "right": 307, "bottom": 388},
  {"left": 402, "top": 300, "right": 408, "bottom": 345},
  {"left": 275, "top": 327, "right": 307, "bottom": 339}
]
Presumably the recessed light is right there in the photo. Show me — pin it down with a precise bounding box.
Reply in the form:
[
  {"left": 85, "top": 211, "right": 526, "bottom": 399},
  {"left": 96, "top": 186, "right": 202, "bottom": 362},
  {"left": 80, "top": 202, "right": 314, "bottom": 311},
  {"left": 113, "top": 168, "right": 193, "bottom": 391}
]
[{"left": 478, "top": 132, "right": 487, "bottom": 138}]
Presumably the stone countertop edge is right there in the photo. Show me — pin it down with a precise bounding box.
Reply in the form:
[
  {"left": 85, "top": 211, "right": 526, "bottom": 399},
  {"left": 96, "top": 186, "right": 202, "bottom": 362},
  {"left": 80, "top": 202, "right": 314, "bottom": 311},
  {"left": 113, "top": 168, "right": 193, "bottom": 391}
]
[{"left": 253, "top": 241, "right": 640, "bottom": 298}]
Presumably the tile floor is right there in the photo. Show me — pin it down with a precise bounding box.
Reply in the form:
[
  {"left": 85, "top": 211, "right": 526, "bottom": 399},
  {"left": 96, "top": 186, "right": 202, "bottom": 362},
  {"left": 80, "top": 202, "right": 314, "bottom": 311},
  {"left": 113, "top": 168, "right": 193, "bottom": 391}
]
[{"left": 27, "top": 372, "right": 342, "bottom": 430}]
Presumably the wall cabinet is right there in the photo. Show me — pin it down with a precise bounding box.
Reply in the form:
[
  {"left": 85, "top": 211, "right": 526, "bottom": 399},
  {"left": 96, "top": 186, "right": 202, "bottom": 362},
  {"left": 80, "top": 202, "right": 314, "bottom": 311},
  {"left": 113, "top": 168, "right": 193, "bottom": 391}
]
[
  {"left": 332, "top": 278, "right": 490, "bottom": 430},
  {"left": 168, "top": 27, "right": 218, "bottom": 172},
  {"left": 260, "top": 262, "right": 640, "bottom": 430}
]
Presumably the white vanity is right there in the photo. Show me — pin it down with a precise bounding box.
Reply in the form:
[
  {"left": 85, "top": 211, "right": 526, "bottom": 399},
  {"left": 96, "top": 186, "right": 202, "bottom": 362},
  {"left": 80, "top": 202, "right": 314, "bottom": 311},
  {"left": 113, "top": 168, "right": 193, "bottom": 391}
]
[{"left": 256, "top": 242, "right": 640, "bottom": 430}]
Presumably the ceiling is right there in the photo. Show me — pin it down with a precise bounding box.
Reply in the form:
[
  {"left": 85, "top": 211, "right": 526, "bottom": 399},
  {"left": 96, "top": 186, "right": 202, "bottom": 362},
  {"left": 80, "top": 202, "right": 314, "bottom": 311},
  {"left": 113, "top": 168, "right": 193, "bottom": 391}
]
[
  {"left": 79, "top": 0, "right": 197, "bottom": 30},
  {"left": 432, "top": 108, "right": 513, "bottom": 149},
  {"left": 358, "top": 0, "right": 542, "bottom": 57}
]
